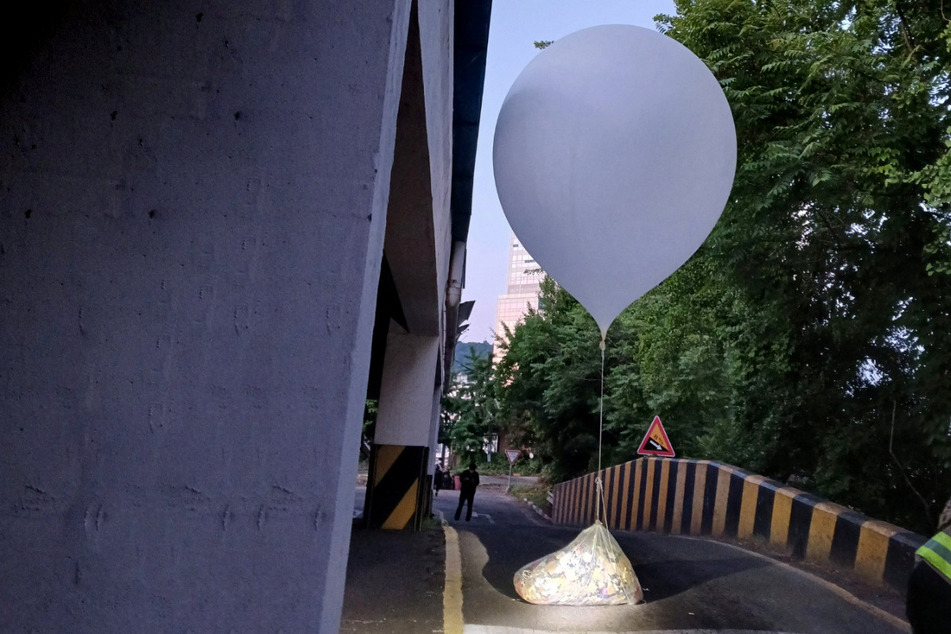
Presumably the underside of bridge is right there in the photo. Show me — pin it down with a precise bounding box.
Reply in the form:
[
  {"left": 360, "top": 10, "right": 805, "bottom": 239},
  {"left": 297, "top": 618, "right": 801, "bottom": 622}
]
[{"left": 0, "top": 1, "right": 490, "bottom": 631}]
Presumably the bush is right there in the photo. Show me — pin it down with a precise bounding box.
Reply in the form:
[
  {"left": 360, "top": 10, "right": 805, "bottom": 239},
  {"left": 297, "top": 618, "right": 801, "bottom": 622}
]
[{"left": 509, "top": 482, "right": 552, "bottom": 514}]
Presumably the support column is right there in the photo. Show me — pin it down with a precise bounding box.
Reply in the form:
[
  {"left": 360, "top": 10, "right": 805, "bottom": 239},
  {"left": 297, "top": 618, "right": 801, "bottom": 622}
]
[
  {"left": 0, "top": 2, "right": 413, "bottom": 631},
  {"left": 366, "top": 324, "right": 441, "bottom": 529}
]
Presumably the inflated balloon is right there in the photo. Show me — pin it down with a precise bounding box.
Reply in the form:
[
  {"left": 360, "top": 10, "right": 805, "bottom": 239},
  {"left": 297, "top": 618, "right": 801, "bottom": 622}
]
[{"left": 493, "top": 25, "right": 736, "bottom": 336}]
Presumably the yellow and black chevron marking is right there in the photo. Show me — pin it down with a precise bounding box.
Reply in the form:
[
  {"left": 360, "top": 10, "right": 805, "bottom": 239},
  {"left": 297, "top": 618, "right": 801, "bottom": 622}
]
[
  {"left": 551, "top": 457, "right": 927, "bottom": 594},
  {"left": 366, "top": 444, "right": 428, "bottom": 530}
]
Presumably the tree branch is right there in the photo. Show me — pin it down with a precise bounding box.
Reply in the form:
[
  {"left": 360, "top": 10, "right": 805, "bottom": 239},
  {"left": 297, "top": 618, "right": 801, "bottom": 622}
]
[
  {"left": 889, "top": 399, "right": 935, "bottom": 531},
  {"left": 894, "top": 0, "right": 919, "bottom": 62}
]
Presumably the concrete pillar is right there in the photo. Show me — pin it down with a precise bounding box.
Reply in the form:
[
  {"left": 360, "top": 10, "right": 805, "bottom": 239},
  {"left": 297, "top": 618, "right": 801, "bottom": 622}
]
[
  {"left": 366, "top": 325, "right": 441, "bottom": 529},
  {"left": 0, "top": 2, "right": 414, "bottom": 631}
]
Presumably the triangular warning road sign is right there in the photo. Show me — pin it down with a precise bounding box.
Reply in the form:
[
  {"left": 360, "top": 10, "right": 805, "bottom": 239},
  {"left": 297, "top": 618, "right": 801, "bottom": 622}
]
[{"left": 637, "top": 416, "right": 675, "bottom": 457}]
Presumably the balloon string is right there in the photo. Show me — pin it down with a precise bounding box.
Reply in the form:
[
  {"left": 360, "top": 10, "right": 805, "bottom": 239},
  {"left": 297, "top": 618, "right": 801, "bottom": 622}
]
[
  {"left": 596, "top": 476, "right": 608, "bottom": 526},
  {"left": 597, "top": 333, "right": 606, "bottom": 523}
]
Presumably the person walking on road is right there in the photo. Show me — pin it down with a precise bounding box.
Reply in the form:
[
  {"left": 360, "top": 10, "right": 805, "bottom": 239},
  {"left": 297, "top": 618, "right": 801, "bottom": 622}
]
[
  {"left": 434, "top": 461, "right": 445, "bottom": 497},
  {"left": 907, "top": 497, "right": 951, "bottom": 633},
  {"left": 454, "top": 462, "right": 480, "bottom": 521}
]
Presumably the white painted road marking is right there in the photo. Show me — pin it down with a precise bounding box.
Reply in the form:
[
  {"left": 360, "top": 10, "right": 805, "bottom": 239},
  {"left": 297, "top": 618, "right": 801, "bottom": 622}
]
[{"left": 472, "top": 511, "right": 494, "bottom": 524}]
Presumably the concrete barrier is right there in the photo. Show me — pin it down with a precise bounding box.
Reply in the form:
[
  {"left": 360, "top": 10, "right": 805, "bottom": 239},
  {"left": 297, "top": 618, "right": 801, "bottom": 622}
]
[{"left": 551, "top": 457, "right": 926, "bottom": 594}]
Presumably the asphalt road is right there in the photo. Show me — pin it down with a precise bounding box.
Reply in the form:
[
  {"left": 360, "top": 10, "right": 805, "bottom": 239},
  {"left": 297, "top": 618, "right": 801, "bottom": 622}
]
[{"left": 434, "top": 482, "right": 909, "bottom": 634}]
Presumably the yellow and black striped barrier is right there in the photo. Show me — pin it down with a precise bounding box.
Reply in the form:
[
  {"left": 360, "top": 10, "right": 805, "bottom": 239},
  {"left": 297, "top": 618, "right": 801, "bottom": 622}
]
[
  {"left": 365, "top": 444, "right": 429, "bottom": 530},
  {"left": 552, "top": 457, "right": 926, "bottom": 593}
]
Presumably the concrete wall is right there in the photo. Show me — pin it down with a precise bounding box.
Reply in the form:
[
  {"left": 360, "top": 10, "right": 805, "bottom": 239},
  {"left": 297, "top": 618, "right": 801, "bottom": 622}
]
[
  {"left": 0, "top": 1, "right": 441, "bottom": 631},
  {"left": 552, "top": 458, "right": 927, "bottom": 595}
]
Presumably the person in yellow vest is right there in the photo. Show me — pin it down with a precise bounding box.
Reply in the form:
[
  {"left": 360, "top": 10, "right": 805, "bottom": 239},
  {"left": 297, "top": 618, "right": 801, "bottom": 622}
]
[{"left": 907, "top": 498, "right": 951, "bottom": 633}]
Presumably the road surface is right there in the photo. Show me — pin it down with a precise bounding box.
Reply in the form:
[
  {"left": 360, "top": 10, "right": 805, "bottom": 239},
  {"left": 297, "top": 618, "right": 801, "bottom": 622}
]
[{"left": 434, "top": 481, "right": 909, "bottom": 634}]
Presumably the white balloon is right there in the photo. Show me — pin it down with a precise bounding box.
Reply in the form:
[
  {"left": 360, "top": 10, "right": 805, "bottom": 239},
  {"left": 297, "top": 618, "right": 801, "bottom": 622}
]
[{"left": 493, "top": 25, "right": 736, "bottom": 336}]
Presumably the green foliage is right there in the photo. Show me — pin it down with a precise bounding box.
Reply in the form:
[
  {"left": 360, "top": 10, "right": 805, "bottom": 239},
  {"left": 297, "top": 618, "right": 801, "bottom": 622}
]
[
  {"left": 655, "top": 0, "right": 951, "bottom": 533},
  {"left": 441, "top": 346, "right": 498, "bottom": 464},
  {"left": 488, "top": 0, "right": 951, "bottom": 533},
  {"left": 494, "top": 278, "right": 596, "bottom": 480},
  {"left": 361, "top": 399, "right": 378, "bottom": 460},
  {"left": 453, "top": 341, "right": 493, "bottom": 374},
  {"left": 509, "top": 482, "right": 553, "bottom": 512},
  {"left": 510, "top": 455, "right": 544, "bottom": 475}
]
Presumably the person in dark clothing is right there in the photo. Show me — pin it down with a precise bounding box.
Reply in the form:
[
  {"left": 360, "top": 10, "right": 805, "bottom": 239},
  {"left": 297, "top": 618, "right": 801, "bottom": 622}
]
[
  {"left": 454, "top": 462, "right": 480, "bottom": 521},
  {"left": 434, "top": 462, "right": 445, "bottom": 497}
]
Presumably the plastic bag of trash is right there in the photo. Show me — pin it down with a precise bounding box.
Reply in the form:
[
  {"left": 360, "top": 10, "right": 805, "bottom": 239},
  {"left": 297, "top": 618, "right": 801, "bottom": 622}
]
[{"left": 513, "top": 521, "right": 643, "bottom": 605}]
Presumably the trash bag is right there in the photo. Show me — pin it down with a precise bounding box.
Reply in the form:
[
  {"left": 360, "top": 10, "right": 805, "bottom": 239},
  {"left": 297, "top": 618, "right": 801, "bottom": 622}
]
[{"left": 513, "top": 521, "right": 643, "bottom": 605}]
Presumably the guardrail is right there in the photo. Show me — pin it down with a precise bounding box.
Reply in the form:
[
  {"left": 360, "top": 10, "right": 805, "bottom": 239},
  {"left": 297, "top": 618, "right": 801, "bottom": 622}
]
[{"left": 550, "top": 457, "right": 925, "bottom": 594}]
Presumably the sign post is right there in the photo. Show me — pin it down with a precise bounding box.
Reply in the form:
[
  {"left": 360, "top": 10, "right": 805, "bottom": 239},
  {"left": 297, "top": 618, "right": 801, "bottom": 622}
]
[
  {"left": 636, "top": 416, "right": 675, "bottom": 457},
  {"left": 505, "top": 449, "right": 521, "bottom": 491}
]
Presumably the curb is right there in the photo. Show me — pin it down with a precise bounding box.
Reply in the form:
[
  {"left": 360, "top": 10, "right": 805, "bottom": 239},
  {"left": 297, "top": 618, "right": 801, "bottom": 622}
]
[{"left": 522, "top": 497, "right": 552, "bottom": 523}]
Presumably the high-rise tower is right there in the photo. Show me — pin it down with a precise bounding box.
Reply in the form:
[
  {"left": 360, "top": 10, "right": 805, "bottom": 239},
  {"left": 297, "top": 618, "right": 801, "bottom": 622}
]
[{"left": 494, "top": 232, "right": 544, "bottom": 353}]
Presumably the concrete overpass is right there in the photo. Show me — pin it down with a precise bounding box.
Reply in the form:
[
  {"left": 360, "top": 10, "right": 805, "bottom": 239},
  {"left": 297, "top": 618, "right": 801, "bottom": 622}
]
[{"left": 0, "top": 1, "right": 491, "bottom": 631}]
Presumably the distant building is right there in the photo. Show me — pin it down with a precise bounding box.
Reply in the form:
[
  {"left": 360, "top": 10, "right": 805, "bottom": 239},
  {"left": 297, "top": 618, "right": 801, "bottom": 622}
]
[{"left": 494, "top": 232, "right": 544, "bottom": 354}]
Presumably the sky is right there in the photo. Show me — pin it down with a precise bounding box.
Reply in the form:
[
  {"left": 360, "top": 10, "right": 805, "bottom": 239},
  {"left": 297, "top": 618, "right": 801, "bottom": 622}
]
[{"left": 460, "top": 0, "right": 678, "bottom": 343}]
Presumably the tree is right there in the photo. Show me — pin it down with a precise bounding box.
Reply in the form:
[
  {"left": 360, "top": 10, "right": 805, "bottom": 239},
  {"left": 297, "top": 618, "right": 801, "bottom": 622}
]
[
  {"left": 657, "top": 0, "right": 951, "bottom": 532},
  {"left": 442, "top": 346, "right": 498, "bottom": 464},
  {"left": 494, "top": 278, "right": 591, "bottom": 479}
]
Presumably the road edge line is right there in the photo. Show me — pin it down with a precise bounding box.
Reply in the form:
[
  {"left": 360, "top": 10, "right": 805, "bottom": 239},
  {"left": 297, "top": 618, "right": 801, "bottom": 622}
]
[{"left": 443, "top": 520, "right": 464, "bottom": 634}]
